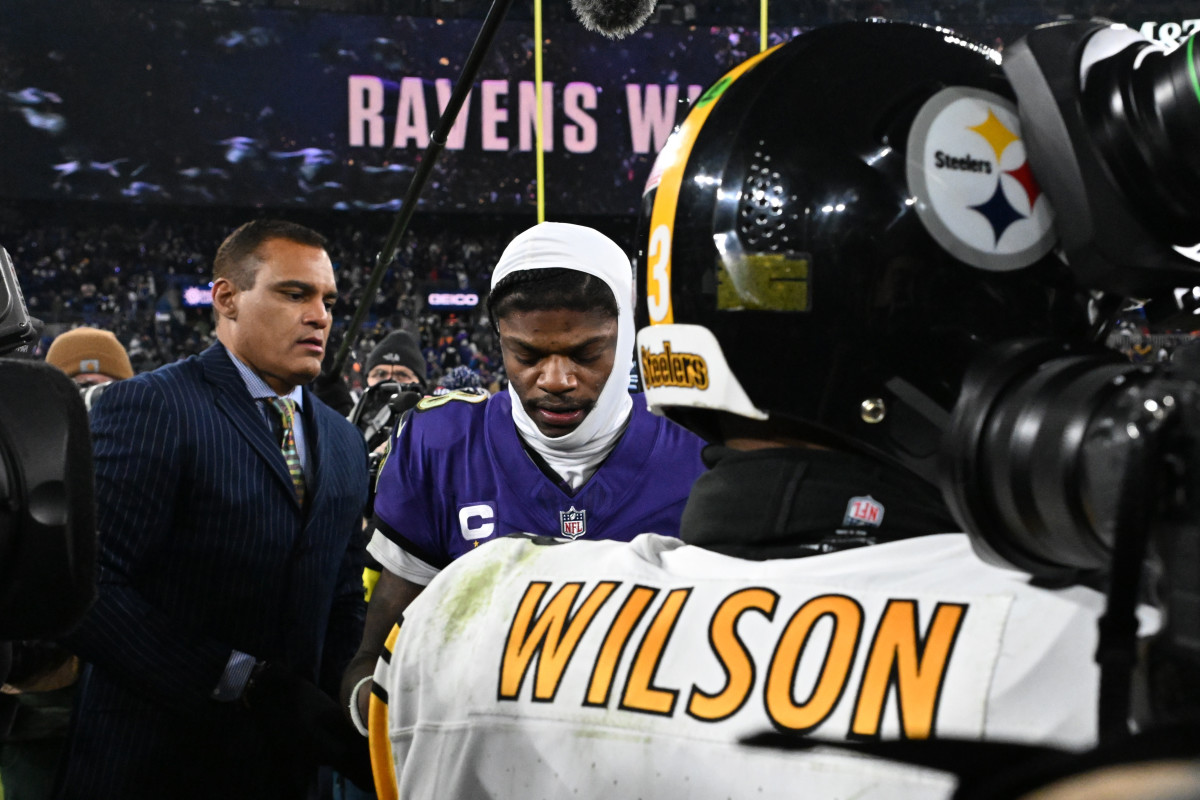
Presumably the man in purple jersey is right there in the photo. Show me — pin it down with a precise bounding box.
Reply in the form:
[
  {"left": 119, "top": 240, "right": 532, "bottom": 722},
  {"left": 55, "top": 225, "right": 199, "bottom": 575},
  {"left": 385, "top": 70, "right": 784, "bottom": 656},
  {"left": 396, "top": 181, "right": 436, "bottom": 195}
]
[{"left": 340, "top": 222, "right": 706, "bottom": 731}]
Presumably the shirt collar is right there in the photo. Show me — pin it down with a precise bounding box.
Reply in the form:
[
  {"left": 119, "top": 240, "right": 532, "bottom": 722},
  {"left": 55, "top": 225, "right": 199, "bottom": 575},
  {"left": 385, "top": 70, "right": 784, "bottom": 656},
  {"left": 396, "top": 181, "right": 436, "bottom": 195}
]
[{"left": 225, "top": 349, "right": 305, "bottom": 409}]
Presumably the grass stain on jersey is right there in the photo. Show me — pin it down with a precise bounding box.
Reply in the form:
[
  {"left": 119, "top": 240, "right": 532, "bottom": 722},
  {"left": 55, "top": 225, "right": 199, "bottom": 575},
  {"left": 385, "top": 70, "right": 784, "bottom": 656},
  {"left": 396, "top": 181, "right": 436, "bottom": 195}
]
[{"left": 435, "top": 538, "right": 547, "bottom": 647}]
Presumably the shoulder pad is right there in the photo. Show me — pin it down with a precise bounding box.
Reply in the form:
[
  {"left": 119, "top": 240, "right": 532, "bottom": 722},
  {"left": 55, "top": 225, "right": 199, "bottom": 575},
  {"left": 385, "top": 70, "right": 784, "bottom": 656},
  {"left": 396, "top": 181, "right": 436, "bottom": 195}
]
[{"left": 414, "top": 389, "right": 489, "bottom": 412}]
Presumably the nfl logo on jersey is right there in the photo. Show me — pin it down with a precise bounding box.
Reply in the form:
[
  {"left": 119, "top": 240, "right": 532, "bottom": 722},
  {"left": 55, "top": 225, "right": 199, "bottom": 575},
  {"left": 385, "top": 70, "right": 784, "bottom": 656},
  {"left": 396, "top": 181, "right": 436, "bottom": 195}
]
[
  {"left": 843, "top": 495, "right": 884, "bottom": 528},
  {"left": 559, "top": 506, "right": 587, "bottom": 539}
]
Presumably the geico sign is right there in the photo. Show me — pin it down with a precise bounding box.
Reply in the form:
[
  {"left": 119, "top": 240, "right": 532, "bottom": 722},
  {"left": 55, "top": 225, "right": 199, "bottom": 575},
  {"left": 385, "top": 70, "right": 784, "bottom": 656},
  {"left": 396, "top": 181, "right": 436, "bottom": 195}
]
[{"left": 427, "top": 292, "right": 479, "bottom": 307}]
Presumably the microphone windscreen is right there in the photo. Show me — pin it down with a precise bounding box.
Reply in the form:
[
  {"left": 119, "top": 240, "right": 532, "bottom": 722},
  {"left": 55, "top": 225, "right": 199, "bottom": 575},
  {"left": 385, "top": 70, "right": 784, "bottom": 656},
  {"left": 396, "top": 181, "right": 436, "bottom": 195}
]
[{"left": 570, "top": 0, "right": 658, "bottom": 38}]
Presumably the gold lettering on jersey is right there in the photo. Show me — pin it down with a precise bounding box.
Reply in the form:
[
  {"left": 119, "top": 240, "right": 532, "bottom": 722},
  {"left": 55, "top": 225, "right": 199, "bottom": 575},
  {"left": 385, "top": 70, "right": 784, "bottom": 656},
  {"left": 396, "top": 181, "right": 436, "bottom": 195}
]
[
  {"left": 585, "top": 586, "right": 658, "bottom": 706},
  {"left": 849, "top": 600, "right": 967, "bottom": 739},
  {"left": 498, "top": 581, "right": 618, "bottom": 701},
  {"left": 620, "top": 588, "right": 691, "bottom": 715},
  {"left": 495, "top": 582, "right": 971, "bottom": 739},
  {"left": 766, "top": 594, "right": 864, "bottom": 733},
  {"left": 639, "top": 342, "right": 709, "bottom": 391},
  {"left": 687, "top": 588, "right": 778, "bottom": 722}
]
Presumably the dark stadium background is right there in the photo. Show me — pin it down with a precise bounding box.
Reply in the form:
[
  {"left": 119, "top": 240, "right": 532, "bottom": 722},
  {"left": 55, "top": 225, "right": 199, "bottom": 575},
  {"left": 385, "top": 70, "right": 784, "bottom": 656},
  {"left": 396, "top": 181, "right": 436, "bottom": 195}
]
[{"left": 0, "top": 0, "right": 1195, "bottom": 384}]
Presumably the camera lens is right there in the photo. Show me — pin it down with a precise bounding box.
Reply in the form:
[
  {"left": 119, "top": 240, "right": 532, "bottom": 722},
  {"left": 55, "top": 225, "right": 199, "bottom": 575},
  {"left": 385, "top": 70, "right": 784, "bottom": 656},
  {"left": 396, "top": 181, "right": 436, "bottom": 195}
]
[
  {"left": 1083, "top": 34, "right": 1200, "bottom": 246},
  {"left": 941, "top": 339, "right": 1143, "bottom": 581}
]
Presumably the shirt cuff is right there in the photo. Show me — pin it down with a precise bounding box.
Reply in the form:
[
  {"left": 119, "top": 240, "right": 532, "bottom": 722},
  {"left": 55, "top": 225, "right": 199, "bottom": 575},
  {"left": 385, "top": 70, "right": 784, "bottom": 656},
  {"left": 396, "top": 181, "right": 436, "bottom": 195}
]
[
  {"left": 348, "top": 675, "right": 373, "bottom": 737},
  {"left": 367, "top": 529, "right": 439, "bottom": 586},
  {"left": 210, "top": 650, "right": 257, "bottom": 702}
]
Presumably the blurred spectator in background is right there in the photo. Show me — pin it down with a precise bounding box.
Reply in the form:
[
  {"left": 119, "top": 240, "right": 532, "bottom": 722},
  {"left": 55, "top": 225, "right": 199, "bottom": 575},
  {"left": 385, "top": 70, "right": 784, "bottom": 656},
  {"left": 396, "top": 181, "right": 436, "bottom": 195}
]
[
  {"left": 44, "top": 326, "right": 134, "bottom": 386},
  {"left": 431, "top": 364, "right": 488, "bottom": 397},
  {"left": 364, "top": 330, "right": 427, "bottom": 390}
]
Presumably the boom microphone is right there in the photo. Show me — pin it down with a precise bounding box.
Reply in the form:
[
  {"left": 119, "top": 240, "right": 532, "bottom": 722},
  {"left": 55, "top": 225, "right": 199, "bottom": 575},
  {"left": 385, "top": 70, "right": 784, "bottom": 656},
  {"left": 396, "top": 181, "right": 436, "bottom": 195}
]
[{"left": 570, "top": 0, "right": 658, "bottom": 38}]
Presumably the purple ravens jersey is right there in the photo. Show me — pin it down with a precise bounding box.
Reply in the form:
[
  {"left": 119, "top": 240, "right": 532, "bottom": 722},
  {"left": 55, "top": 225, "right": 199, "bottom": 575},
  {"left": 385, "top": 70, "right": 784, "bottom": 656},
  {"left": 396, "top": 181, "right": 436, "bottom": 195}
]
[{"left": 371, "top": 390, "right": 706, "bottom": 571}]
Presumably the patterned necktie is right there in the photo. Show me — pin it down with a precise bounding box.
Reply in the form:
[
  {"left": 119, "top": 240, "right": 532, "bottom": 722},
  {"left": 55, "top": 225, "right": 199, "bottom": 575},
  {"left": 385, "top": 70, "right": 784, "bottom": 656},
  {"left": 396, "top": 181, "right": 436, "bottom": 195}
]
[{"left": 267, "top": 397, "right": 306, "bottom": 506}]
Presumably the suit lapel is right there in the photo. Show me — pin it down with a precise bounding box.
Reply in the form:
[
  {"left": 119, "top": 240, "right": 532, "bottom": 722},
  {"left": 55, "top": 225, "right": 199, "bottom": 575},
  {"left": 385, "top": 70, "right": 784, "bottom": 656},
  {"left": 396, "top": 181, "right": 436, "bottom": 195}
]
[{"left": 198, "top": 344, "right": 300, "bottom": 508}]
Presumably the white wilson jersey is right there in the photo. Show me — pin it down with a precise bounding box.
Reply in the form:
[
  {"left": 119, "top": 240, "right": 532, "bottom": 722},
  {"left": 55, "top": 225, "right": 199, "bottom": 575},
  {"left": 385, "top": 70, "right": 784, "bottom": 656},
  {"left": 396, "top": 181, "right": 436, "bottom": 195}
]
[{"left": 369, "top": 533, "right": 1112, "bottom": 799}]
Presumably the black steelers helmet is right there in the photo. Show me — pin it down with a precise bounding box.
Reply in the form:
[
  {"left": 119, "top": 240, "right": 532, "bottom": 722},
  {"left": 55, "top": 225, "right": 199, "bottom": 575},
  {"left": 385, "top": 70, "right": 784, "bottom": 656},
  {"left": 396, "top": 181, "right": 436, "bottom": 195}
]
[{"left": 635, "top": 19, "right": 1094, "bottom": 487}]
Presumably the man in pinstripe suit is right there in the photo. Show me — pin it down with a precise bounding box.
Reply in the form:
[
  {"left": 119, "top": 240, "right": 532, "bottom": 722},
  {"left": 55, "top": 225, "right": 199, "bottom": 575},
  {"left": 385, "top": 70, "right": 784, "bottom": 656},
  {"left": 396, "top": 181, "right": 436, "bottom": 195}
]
[{"left": 57, "top": 220, "right": 372, "bottom": 799}]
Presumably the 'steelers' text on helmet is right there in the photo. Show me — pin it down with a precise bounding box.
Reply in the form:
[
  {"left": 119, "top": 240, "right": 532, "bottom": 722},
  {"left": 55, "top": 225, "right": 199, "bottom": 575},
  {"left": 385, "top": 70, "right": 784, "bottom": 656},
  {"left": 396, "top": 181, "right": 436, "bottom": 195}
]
[{"left": 635, "top": 20, "right": 1092, "bottom": 487}]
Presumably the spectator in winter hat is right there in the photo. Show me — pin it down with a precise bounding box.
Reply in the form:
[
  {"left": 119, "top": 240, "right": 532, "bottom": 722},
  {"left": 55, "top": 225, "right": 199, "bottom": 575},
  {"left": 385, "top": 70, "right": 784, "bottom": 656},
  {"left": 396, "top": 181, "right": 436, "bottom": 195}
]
[
  {"left": 364, "top": 331, "right": 427, "bottom": 389},
  {"left": 45, "top": 327, "right": 134, "bottom": 386}
]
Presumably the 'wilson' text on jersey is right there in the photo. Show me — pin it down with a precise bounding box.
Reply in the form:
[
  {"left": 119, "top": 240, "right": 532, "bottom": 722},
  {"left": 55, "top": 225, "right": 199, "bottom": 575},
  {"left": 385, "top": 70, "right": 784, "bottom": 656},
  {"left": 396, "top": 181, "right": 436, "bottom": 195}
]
[{"left": 497, "top": 579, "right": 968, "bottom": 739}]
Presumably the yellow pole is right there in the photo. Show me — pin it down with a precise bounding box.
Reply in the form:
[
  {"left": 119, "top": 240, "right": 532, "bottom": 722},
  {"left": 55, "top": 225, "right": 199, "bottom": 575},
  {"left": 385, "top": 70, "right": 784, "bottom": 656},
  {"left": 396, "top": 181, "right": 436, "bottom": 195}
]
[
  {"left": 760, "top": 0, "right": 767, "bottom": 52},
  {"left": 535, "top": 0, "right": 546, "bottom": 222}
]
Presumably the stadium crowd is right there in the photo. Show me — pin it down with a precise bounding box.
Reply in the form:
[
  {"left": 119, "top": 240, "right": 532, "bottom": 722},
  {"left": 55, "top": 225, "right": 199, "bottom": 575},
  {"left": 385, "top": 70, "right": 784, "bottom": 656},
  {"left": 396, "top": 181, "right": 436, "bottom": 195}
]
[{"left": 0, "top": 202, "right": 572, "bottom": 392}]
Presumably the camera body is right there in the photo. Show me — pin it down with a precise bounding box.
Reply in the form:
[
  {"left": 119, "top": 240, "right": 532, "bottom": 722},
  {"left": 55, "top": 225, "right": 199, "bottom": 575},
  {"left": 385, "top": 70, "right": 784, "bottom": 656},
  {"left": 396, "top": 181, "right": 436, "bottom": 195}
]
[
  {"left": 942, "top": 21, "right": 1200, "bottom": 734},
  {"left": 0, "top": 248, "right": 35, "bottom": 355},
  {"left": 349, "top": 379, "right": 424, "bottom": 452},
  {"left": 348, "top": 379, "right": 424, "bottom": 518},
  {"left": 1005, "top": 21, "right": 1200, "bottom": 296},
  {"left": 0, "top": 247, "right": 97, "bottom": 687}
]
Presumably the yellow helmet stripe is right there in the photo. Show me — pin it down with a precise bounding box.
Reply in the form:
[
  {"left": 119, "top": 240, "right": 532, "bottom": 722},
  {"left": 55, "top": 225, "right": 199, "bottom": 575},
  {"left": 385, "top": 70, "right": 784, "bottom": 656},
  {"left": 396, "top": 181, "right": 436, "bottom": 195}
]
[{"left": 645, "top": 44, "right": 783, "bottom": 326}]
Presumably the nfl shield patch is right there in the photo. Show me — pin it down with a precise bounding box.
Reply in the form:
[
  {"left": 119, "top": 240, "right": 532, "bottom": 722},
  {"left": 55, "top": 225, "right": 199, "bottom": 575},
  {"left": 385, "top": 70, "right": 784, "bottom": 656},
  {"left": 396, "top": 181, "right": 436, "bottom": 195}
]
[
  {"left": 843, "top": 495, "right": 884, "bottom": 528},
  {"left": 559, "top": 506, "right": 587, "bottom": 539}
]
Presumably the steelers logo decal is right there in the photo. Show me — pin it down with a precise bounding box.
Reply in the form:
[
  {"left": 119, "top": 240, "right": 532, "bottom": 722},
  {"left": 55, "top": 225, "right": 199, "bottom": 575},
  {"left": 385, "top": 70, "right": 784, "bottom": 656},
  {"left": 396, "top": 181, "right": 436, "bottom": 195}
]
[{"left": 906, "top": 86, "right": 1055, "bottom": 272}]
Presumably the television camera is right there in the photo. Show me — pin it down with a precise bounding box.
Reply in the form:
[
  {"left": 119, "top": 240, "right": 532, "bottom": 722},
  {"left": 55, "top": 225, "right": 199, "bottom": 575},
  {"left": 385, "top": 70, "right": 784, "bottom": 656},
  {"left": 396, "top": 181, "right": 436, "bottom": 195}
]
[
  {"left": 0, "top": 246, "right": 96, "bottom": 686},
  {"left": 940, "top": 20, "right": 1200, "bottom": 739},
  {"left": 348, "top": 379, "right": 423, "bottom": 517}
]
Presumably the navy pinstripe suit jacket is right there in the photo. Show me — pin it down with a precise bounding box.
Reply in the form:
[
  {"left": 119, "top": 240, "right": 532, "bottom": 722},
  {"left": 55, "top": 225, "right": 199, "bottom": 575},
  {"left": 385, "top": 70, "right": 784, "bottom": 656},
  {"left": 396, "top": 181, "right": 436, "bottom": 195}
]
[{"left": 58, "top": 342, "right": 369, "bottom": 799}]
